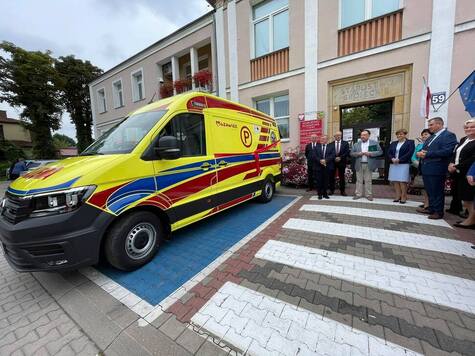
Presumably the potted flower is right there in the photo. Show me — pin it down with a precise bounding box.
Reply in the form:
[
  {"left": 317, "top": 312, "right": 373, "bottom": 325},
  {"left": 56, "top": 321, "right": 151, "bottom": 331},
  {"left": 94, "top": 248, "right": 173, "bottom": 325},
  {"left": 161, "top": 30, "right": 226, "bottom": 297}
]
[
  {"left": 159, "top": 81, "right": 174, "bottom": 98},
  {"left": 173, "top": 78, "right": 192, "bottom": 94},
  {"left": 193, "top": 70, "right": 212, "bottom": 90}
]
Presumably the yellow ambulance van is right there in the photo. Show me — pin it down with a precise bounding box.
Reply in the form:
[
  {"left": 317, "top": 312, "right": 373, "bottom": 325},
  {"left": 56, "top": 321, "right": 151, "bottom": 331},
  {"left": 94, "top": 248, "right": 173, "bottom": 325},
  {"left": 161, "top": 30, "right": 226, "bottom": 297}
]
[{"left": 0, "top": 92, "right": 281, "bottom": 271}]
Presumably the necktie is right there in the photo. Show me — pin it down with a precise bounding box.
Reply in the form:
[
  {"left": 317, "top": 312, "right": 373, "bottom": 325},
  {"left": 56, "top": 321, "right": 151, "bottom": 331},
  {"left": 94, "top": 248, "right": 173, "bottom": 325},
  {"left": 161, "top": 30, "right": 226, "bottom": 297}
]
[
  {"left": 323, "top": 144, "right": 326, "bottom": 158},
  {"left": 336, "top": 141, "right": 340, "bottom": 155}
]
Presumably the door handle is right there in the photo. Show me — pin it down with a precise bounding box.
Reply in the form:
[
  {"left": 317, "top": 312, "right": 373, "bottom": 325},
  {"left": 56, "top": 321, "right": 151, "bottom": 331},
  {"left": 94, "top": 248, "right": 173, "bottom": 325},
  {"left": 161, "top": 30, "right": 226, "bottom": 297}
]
[
  {"left": 218, "top": 160, "right": 228, "bottom": 167},
  {"left": 200, "top": 162, "right": 211, "bottom": 170}
]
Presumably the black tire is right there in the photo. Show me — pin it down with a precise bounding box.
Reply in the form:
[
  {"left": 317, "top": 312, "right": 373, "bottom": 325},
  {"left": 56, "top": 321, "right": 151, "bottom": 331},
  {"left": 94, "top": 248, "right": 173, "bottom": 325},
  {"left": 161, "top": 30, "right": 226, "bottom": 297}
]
[
  {"left": 104, "top": 211, "right": 163, "bottom": 271},
  {"left": 257, "top": 176, "right": 275, "bottom": 203}
]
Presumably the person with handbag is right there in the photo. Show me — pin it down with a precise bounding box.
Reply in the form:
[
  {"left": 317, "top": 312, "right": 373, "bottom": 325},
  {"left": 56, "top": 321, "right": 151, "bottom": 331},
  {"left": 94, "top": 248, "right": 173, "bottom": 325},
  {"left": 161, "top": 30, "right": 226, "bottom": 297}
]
[
  {"left": 388, "top": 129, "right": 415, "bottom": 204},
  {"left": 448, "top": 119, "right": 475, "bottom": 229},
  {"left": 411, "top": 129, "right": 431, "bottom": 209}
]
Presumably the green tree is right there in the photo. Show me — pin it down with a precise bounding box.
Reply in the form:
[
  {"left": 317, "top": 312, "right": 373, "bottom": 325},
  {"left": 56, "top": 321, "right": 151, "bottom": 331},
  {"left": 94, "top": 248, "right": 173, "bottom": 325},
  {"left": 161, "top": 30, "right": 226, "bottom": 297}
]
[
  {"left": 0, "top": 41, "right": 61, "bottom": 158},
  {"left": 55, "top": 56, "right": 103, "bottom": 152},
  {"left": 53, "top": 133, "right": 76, "bottom": 149}
]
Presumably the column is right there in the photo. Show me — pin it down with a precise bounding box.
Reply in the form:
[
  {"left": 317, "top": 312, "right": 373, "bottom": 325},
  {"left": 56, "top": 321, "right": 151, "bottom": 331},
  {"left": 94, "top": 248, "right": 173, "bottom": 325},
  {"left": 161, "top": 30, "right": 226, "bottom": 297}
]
[
  {"left": 190, "top": 47, "right": 199, "bottom": 89},
  {"left": 427, "top": 0, "right": 457, "bottom": 125},
  {"left": 227, "top": 0, "right": 239, "bottom": 101},
  {"left": 157, "top": 64, "right": 163, "bottom": 98},
  {"left": 304, "top": 0, "right": 318, "bottom": 122},
  {"left": 215, "top": 4, "right": 227, "bottom": 98},
  {"left": 171, "top": 55, "right": 179, "bottom": 95}
]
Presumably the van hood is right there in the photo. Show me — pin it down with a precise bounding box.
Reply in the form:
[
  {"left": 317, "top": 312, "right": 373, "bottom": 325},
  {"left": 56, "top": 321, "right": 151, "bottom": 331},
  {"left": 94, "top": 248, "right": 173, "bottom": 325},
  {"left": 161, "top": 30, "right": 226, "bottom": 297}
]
[{"left": 7, "top": 155, "right": 128, "bottom": 196}]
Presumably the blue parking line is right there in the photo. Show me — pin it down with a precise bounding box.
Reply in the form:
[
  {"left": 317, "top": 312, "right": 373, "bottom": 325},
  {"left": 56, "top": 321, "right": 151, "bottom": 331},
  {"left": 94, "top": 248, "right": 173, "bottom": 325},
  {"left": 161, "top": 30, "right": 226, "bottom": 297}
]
[{"left": 99, "top": 195, "right": 294, "bottom": 305}]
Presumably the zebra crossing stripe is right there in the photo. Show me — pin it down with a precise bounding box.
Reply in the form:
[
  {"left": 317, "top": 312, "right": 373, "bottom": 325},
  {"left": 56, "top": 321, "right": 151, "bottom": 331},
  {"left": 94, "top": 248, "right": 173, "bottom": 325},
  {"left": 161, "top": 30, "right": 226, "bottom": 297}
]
[
  {"left": 310, "top": 195, "right": 421, "bottom": 207},
  {"left": 300, "top": 204, "right": 452, "bottom": 228},
  {"left": 255, "top": 240, "right": 475, "bottom": 314},
  {"left": 283, "top": 218, "right": 475, "bottom": 258},
  {"left": 191, "top": 282, "right": 422, "bottom": 356}
]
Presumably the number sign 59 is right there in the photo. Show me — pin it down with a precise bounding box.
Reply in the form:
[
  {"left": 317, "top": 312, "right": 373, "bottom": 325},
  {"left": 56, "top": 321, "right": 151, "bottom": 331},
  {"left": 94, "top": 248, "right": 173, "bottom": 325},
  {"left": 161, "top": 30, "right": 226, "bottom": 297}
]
[{"left": 431, "top": 92, "right": 446, "bottom": 105}]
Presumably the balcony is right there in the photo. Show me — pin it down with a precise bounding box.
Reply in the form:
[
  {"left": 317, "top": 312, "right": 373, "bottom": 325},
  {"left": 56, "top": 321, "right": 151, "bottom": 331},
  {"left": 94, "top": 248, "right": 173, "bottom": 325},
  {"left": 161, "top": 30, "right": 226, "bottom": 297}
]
[
  {"left": 250, "top": 47, "right": 289, "bottom": 81},
  {"left": 159, "top": 70, "right": 213, "bottom": 99},
  {"left": 338, "top": 10, "right": 403, "bottom": 57}
]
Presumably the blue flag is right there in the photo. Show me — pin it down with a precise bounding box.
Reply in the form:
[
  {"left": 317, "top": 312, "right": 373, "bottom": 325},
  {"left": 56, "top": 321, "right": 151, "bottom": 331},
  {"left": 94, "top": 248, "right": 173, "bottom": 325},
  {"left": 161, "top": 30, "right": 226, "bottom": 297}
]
[{"left": 459, "top": 70, "right": 475, "bottom": 117}]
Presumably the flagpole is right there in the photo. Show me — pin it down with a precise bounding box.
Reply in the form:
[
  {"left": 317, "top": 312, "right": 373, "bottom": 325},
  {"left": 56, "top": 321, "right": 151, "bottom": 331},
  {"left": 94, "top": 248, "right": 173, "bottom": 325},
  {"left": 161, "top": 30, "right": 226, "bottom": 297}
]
[{"left": 434, "top": 70, "right": 475, "bottom": 112}]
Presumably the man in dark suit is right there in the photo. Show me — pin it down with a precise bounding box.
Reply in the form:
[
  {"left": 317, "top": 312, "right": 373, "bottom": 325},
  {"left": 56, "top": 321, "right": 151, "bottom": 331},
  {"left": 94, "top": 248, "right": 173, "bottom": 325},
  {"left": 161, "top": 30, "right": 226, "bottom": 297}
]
[
  {"left": 416, "top": 117, "right": 458, "bottom": 219},
  {"left": 316, "top": 135, "right": 335, "bottom": 199},
  {"left": 305, "top": 134, "right": 319, "bottom": 191},
  {"left": 329, "top": 131, "right": 350, "bottom": 196}
]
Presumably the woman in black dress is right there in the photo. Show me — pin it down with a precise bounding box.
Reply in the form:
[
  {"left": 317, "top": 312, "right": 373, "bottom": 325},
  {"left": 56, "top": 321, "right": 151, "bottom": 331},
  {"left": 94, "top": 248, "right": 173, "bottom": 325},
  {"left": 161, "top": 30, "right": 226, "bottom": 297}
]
[{"left": 448, "top": 119, "right": 475, "bottom": 228}]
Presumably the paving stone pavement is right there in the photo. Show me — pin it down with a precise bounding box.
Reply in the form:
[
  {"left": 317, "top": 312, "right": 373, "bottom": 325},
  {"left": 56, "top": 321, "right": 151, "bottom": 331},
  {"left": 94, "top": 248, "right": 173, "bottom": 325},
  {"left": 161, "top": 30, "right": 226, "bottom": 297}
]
[
  {"left": 166, "top": 187, "right": 475, "bottom": 356},
  {"left": 3, "top": 183, "right": 475, "bottom": 356},
  {"left": 0, "top": 246, "right": 100, "bottom": 356}
]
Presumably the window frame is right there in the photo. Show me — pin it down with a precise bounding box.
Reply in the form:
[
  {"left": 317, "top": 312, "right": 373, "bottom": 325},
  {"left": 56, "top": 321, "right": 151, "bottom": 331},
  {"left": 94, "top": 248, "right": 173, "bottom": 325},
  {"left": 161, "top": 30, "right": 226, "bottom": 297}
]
[
  {"left": 159, "top": 112, "right": 207, "bottom": 158},
  {"left": 254, "top": 93, "right": 290, "bottom": 141},
  {"left": 96, "top": 87, "right": 107, "bottom": 114},
  {"left": 338, "top": 0, "right": 403, "bottom": 29},
  {"left": 251, "top": 0, "right": 289, "bottom": 59},
  {"left": 131, "top": 68, "right": 145, "bottom": 102},
  {"left": 112, "top": 78, "right": 124, "bottom": 109}
]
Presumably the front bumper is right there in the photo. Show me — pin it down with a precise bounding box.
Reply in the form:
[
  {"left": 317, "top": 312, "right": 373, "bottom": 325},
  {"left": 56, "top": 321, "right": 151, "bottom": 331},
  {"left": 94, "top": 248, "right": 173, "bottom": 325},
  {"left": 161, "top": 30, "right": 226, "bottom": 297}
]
[{"left": 0, "top": 204, "right": 114, "bottom": 272}]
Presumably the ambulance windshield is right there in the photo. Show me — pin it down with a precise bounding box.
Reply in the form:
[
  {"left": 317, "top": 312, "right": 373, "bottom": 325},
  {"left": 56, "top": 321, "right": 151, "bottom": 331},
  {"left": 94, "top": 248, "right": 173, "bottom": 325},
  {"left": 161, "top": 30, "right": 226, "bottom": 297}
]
[{"left": 81, "top": 110, "right": 167, "bottom": 155}]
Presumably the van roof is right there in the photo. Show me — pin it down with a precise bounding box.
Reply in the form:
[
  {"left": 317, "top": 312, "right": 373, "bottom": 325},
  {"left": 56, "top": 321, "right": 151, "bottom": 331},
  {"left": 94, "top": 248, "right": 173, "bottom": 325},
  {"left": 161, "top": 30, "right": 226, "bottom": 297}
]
[{"left": 132, "top": 92, "right": 274, "bottom": 124}]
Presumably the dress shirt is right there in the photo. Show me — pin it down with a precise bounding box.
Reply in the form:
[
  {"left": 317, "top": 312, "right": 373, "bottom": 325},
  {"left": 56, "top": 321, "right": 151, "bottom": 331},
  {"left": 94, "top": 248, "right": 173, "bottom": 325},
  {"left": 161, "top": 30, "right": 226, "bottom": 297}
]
[
  {"left": 361, "top": 140, "right": 369, "bottom": 163},
  {"left": 335, "top": 141, "right": 340, "bottom": 155},
  {"left": 395, "top": 140, "right": 405, "bottom": 159}
]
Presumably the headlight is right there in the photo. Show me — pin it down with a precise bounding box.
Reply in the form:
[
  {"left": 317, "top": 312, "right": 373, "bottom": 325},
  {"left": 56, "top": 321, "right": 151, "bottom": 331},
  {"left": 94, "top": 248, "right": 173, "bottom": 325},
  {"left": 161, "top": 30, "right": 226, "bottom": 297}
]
[{"left": 23, "top": 185, "right": 96, "bottom": 218}]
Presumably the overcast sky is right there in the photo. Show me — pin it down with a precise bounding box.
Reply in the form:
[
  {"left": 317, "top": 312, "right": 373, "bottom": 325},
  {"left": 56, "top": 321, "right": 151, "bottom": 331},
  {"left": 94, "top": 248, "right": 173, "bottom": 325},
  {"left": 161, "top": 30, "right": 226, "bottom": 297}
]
[{"left": 0, "top": 0, "right": 212, "bottom": 140}]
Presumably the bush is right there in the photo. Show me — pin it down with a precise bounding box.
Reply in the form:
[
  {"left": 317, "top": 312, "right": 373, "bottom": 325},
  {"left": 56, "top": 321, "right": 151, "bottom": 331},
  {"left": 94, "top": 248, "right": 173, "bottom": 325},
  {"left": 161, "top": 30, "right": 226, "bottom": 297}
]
[
  {"left": 282, "top": 147, "right": 308, "bottom": 187},
  {"left": 0, "top": 141, "right": 27, "bottom": 162}
]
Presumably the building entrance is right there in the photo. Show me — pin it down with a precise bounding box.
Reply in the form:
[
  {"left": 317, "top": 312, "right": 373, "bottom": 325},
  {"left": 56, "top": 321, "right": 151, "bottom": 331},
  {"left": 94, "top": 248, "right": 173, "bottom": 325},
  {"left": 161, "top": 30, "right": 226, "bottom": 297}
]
[{"left": 340, "top": 100, "right": 392, "bottom": 184}]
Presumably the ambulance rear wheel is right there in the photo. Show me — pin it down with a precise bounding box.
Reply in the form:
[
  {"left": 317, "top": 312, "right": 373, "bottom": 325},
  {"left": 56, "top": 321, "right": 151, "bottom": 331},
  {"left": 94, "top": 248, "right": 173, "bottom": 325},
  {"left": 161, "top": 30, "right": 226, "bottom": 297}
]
[
  {"left": 258, "top": 177, "right": 274, "bottom": 203},
  {"left": 104, "top": 211, "right": 163, "bottom": 271}
]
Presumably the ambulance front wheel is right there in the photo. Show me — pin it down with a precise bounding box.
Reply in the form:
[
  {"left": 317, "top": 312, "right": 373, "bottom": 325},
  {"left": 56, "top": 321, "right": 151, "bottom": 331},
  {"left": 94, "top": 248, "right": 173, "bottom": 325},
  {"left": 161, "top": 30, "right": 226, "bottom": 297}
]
[
  {"left": 258, "top": 176, "right": 275, "bottom": 203},
  {"left": 104, "top": 211, "right": 163, "bottom": 271}
]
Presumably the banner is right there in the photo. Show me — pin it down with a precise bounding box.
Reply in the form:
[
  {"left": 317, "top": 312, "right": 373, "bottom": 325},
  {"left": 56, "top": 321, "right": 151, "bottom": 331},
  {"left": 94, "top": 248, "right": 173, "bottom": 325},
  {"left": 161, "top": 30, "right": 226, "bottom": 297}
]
[{"left": 299, "top": 111, "right": 324, "bottom": 151}]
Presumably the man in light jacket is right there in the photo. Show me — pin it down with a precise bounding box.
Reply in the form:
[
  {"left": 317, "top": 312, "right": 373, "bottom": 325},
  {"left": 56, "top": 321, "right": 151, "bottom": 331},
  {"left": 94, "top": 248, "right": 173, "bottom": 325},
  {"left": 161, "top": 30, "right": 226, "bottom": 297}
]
[{"left": 350, "top": 129, "right": 383, "bottom": 201}]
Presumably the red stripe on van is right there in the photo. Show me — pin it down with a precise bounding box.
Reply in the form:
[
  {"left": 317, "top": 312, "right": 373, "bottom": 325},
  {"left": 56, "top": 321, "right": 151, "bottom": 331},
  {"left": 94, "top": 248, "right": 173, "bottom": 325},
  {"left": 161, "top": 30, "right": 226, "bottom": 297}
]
[{"left": 88, "top": 182, "right": 130, "bottom": 209}]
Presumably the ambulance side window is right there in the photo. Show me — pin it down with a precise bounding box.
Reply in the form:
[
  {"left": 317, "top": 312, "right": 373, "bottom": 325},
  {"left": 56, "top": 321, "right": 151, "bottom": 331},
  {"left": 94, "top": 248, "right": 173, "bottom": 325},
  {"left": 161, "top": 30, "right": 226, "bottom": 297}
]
[{"left": 161, "top": 113, "right": 206, "bottom": 157}]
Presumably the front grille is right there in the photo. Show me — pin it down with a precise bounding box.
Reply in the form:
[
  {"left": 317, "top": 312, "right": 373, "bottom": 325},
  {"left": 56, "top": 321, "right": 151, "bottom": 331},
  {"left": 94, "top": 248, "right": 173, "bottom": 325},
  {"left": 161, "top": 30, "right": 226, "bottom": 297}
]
[
  {"left": 25, "top": 244, "right": 64, "bottom": 256},
  {"left": 1, "top": 192, "right": 32, "bottom": 224}
]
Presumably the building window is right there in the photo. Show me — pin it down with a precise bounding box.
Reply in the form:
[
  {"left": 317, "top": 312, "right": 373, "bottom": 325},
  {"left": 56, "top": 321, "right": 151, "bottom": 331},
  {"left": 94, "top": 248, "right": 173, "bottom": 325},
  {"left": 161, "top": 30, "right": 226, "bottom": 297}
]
[
  {"left": 131, "top": 69, "right": 144, "bottom": 102},
  {"left": 252, "top": 0, "right": 289, "bottom": 58},
  {"left": 112, "top": 79, "right": 124, "bottom": 108},
  {"left": 162, "top": 62, "right": 173, "bottom": 82},
  {"left": 340, "top": 0, "right": 401, "bottom": 28},
  {"left": 255, "top": 94, "right": 289, "bottom": 139},
  {"left": 0, "top": 125, "right": 4, "bottom": 141},
  {"left": 97, "top": 88, "right": 107, "bottom": 113},
  {"left": 198, "top": 55, "right": 209, "bottom": 71}
]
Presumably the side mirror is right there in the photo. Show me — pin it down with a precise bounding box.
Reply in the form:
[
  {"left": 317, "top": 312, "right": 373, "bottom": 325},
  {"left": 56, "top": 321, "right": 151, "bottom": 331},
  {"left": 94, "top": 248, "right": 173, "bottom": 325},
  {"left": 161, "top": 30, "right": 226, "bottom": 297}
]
[{"left": 157, "top": 136, "right": 181, "bottom": 159}]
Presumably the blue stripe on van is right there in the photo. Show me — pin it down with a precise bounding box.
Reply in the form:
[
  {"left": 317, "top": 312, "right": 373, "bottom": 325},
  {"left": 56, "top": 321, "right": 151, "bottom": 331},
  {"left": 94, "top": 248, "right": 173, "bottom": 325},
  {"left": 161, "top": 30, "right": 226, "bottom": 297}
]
[{"left": 7, "top": 177, "right": 81, "bottom": 196}]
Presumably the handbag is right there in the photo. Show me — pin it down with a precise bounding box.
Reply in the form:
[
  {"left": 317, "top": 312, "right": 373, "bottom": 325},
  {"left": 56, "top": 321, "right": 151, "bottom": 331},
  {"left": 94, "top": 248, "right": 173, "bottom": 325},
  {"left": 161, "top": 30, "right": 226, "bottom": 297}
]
[{"left": 412, "top": 174, "right": 424, "bottom": 189}]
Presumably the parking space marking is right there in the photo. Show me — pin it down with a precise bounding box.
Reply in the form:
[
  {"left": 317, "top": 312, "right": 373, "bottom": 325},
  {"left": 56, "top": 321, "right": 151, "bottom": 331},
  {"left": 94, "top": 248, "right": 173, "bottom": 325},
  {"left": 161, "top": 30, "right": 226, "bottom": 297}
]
[
  {"left": 191, "top": 282, "right": 422, "bottom": 356},
  {"left": 256, "top": 240, "right": 475, "bottom": 314},
  {"left": 80, "top": 195, "right": 300, "bottom": 324},
  {"left": 283, "top": 218, "right": 475, "bottom": 258},
  {"left": 310, "top": 195, "right": 421, "bottom": 207},
  {"left": 301, "top": 204, "right": 451, "bottom": 228}
]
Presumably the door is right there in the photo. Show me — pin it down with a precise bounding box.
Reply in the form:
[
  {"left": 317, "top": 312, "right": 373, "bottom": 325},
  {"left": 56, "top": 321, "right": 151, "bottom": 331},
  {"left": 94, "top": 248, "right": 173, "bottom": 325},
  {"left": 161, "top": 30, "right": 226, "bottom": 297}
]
[
  {"left": 152, "top": 112, "right": 217, "bottom": 224},
  {"left": 340, "top": 101, "right": 392, "bottom": 183}
]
